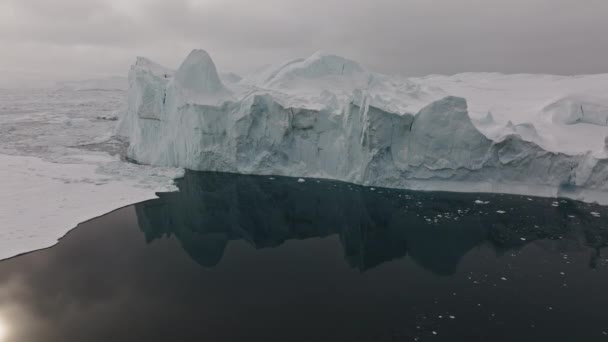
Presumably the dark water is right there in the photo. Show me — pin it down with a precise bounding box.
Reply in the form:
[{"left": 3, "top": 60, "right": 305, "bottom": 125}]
[{"left": 1, "top": 172, "right": 608, "bottom": 341}]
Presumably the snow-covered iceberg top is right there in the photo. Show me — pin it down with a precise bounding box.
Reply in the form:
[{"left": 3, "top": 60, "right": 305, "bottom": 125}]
[{"left": 117, "top": 49, "right": 608, "bottom": 204}]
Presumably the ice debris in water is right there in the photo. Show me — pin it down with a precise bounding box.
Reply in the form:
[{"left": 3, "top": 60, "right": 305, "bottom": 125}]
[
  {"left": 297, "top": 178, "right": 306, "bottom": 183},
  {"left": 497, "top": 210, "right": 507, "bottom": 214}
]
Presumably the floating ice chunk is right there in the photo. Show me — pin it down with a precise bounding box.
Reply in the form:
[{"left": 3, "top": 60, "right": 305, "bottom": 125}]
[
  {"left": 120, "top": 49, "right": 608, "bottom": 204},
  {"left": 496, "top": 210, "right": 507, "bottom": 214},
  {"left": 297, "top": 178, "right": 306, "bottom": 183}
]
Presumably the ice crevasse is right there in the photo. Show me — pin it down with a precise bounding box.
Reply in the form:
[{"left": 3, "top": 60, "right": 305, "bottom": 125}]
[{"left": 117, "top": 49, "right": 608, "bottom": 204}]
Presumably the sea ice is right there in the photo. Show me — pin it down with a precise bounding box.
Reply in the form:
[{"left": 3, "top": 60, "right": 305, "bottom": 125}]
[{"left": 0, "top": 85, "right": 182, "bottom": 260}]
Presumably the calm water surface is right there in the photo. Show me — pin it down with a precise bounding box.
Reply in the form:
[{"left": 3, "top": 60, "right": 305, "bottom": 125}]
[{"left": 1, "top": 172, "right": 608, "bottom": 341}]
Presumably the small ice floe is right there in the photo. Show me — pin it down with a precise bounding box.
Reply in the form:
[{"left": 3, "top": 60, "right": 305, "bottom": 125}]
[
  {"left": 297, "top": 178, "right": 306, "bottom": 183},
  {"left": 496, "top": 210, "right": 507, "bottom": 214},
  {"left": 602, "top": 331, "right": 607, "bottom": 336},
  {"left": 432, "top": 331, "right": 438, "bottom": 335},
  {"left": 552, "top": 202, "right": 559, "bottom": 207},
  {"left": 474, "top": 200, "right": 490, "bottom": 205},
  {"left": 449, "top": 315, "right": 455, "bottom": 320},
  {"left": 501, "top": 277, "right": 508, "bottom": 281},
  {"left": 568, "top": 215, "right": 575, "bottom": 218},
  {"left": 560, "top": 272, "right": 565, "bottom": 275},
  {"left": 591, "top": 212, "right": 601, "bottom": 217},
  {"left": 548, "top": 306, "right": 553, "bottom": 310},
  {"left": 520, "top": 238, "right": 527, "bottom": 241},
  {"left": 527, "top": 198, "right": 533, "bottom": 201},
  {"left": 370, "top": 187, "right": 375, "bottom": 191},
  {"left": 269, "top": 177, "right": 275, "bottom": 180}
]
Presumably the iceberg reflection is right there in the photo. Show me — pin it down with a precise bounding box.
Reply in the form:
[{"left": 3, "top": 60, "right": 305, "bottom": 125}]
[{"left": 136, "top": 171, "right": 608, "bottom": 274}]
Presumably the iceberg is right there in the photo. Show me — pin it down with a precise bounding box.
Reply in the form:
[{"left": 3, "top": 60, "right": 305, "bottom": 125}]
[{"left": 117, "top": 49, "right": 608, "bottom": 204}]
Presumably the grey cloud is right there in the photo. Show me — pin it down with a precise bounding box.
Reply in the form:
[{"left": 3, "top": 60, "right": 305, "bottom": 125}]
[{"left": 1, "top": 0, "right": 607, "bottom": 85}]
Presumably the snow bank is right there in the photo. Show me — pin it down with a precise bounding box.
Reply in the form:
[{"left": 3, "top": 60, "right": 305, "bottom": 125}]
[
  {"left": 0, "top": 154, "right": 181, "bottom": 261},
  {"left": 540, "top": 95, "right": 608, "bottom": 126},
  {"left": 119, "top": 49, "right": 608, "bottom": 204}
]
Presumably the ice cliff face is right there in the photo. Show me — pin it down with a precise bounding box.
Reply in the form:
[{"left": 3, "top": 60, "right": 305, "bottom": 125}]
[{"left": 118, "top": 49, "right": 608, "bottom": 203}]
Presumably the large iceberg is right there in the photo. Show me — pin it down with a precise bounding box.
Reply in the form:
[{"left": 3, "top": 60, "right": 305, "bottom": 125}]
[{"left": 117, "top": 49, "right": 608, "bottom": 203}]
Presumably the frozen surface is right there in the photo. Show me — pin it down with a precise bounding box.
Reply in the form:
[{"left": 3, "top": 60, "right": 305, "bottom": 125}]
[
  {"left": 119, "top": 49, "right": 608, "bottom": 204},
  {"left": 0, "top": 84, "right": 182, "bottom": 260},
  {"left": 413, "top": 73, "right": 608, "bottom": 154}
]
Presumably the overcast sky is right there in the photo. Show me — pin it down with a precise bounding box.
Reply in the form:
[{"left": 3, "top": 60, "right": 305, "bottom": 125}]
[{"left": 1, "top": 0, "right": 607, "bottom": 85}]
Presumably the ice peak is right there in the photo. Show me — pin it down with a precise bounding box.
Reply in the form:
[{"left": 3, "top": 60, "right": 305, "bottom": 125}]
[
  {"left": 135, "top": 56, "right": 155, "bottom": 66},
  {"left": 134, "top": 57, "right": 174, "bottom": 78},
  {"left": 262, "top": 51, "right": 366, "bottom": 88},
  {"left": 174, "top": 49, "right": 226, "bottom": 95},
  {"left": 301, "top": 50, "right": 364, "bottom": 75},
  {"left": 306, "top": 50, "right": 356, "bottom": 63},
  {"left": 306, "top": 50, "right": 333, "bottom": 60}
]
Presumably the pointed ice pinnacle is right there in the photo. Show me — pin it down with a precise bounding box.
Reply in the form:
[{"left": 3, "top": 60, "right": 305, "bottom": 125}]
[{"left": 174, "top": 49, "right": 226, "bottom": 95}]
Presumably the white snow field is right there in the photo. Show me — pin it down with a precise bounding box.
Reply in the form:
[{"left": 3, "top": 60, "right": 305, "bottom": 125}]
[
  {"left": 119, "top": 49, "right": 608, "bottom": 204},
  {"left": 0, "top": 85, "right": 182, "bottom": 260}
]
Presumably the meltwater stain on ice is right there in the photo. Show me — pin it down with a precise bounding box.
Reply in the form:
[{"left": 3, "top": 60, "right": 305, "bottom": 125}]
[{"left": 1, "top": 171, "right": 608, "bottom": 342}]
